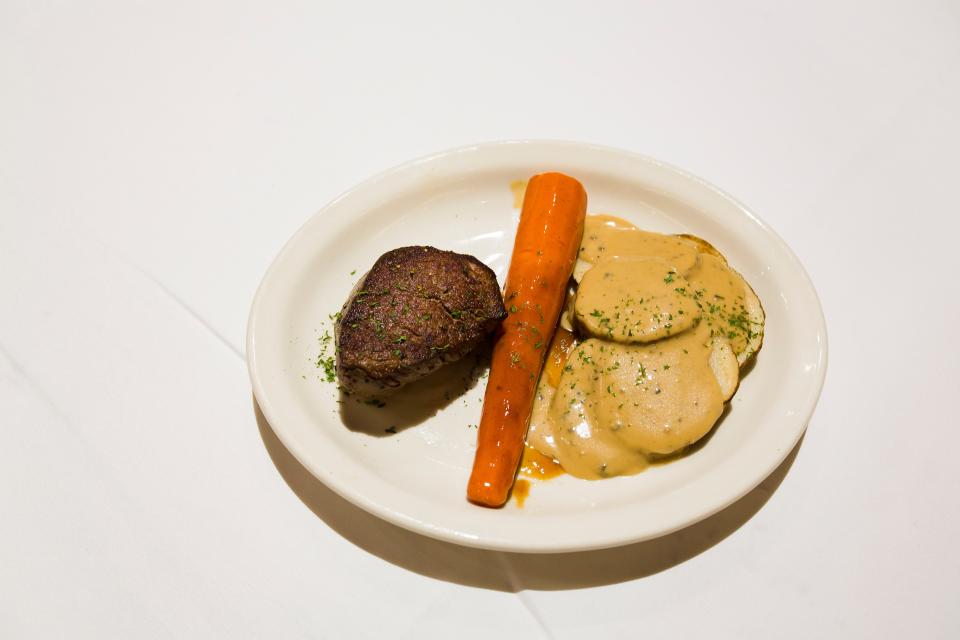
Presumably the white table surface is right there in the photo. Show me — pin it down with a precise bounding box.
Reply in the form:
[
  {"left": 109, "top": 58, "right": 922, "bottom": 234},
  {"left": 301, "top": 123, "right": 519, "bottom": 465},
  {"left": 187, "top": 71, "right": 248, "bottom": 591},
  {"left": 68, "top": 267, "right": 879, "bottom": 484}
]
[{"left": 3, "top": 1, "right": 959, "bottom": 637}]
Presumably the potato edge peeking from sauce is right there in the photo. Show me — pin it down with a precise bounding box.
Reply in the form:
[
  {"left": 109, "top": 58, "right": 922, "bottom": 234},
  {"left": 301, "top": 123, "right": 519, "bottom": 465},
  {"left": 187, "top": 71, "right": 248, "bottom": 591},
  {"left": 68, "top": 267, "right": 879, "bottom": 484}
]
[{"left": 522, "top": 213, "right": 765, "bottom": 484}]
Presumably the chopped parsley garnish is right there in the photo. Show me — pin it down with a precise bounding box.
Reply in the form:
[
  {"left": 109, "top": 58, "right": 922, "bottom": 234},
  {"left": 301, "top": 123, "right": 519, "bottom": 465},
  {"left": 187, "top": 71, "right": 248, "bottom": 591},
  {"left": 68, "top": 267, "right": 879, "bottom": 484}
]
[{"left": 317, "top": 356, "right": 336, "bottom": 382}]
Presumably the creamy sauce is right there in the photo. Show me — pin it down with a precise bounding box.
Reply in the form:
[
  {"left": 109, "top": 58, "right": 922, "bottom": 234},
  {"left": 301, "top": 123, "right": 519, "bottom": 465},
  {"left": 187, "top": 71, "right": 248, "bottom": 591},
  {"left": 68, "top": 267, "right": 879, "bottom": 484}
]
[
  {"left": 686, "top": 253, "right": 757, "bottom": 355},
  {"left": 545, "top": 322, "right": 723, "bottom": 479},
  {"left": 579, "top": 215, "right": 758, "bottom": 358},
  {"left": 579, "top": 215, "right": 700, "bottom": 273},
  {"left": 575, "top": 258, "right": 701, "bottom": 343},
  {"left": 525, "top": 214, "right": 759, "bottom": 481},
  {"left": 513, "top": 432, "right": 565, "bottom": 509},
  {"left": 527, "top": 379, "right": 559, "bottom": 459}
]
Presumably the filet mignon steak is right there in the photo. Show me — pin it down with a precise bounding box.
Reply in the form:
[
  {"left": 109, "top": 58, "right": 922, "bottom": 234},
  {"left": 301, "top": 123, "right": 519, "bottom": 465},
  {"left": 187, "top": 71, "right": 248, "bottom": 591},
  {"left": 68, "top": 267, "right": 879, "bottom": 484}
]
[{"left": 335, "top": 246, "right": 506, "bottom": 396}]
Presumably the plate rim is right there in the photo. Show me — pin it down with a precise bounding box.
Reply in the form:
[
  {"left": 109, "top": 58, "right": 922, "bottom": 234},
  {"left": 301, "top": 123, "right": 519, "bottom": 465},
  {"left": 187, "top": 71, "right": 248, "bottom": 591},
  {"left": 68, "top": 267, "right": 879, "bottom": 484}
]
[{"left": 247, "top": 139, "right": 828, "bottom": 553}]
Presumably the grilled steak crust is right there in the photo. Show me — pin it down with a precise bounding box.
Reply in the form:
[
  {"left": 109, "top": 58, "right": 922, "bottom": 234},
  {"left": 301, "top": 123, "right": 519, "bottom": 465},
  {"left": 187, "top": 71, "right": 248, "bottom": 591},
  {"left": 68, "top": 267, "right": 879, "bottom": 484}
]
[{"left": 335, "top": 246, "right": 506, "bottom": 396}]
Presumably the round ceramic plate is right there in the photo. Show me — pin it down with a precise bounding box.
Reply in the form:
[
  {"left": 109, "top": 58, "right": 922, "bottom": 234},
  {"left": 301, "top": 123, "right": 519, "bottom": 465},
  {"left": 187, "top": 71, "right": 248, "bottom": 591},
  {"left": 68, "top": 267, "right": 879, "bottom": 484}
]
[{"left": 247, "top": 141, "right": 827, "bottom": 553}]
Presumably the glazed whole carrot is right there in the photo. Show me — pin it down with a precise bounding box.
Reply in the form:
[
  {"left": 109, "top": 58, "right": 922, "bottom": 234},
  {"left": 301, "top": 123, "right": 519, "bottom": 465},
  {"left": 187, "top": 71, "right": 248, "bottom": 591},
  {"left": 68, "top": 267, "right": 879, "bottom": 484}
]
[{"left": 467, "top": 173, "right": 587, "bottom": 507}]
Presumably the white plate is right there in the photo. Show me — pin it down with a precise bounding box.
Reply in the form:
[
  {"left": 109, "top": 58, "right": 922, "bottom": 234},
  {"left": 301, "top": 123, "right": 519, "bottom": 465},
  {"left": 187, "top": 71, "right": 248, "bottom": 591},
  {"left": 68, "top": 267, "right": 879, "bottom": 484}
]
[{"left": 247, "top": 140, "right": 827, "bottom": 553}]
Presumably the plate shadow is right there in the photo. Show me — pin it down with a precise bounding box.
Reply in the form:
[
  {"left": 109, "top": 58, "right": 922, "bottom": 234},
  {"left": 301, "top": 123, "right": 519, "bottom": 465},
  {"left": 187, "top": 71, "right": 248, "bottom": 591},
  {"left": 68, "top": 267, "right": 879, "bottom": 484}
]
[
  {"left": 339, "top": 349, "right": 488, "bottom": 436},
  {"left": 254, "top": 398, "right": 802, "bottom": 591}
]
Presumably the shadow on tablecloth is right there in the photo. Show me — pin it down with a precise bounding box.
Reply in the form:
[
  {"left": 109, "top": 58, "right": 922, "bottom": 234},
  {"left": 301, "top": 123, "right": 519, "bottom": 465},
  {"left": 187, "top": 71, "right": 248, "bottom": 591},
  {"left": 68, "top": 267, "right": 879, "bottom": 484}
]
[{"left": 254, "top": 398, "right": 801, "bottom": 592}]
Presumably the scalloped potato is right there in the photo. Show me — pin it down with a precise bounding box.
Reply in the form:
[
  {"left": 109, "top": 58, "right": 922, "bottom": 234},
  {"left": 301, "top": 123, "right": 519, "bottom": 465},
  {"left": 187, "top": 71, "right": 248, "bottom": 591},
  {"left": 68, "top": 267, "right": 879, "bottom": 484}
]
[{"left": 527, "top": 215, "right": 764, "bottom": 479}]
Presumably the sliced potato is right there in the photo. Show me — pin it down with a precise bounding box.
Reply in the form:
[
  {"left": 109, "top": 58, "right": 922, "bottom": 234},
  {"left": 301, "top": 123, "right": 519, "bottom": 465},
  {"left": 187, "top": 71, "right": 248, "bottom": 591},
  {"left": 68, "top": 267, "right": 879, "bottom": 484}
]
[
  {"left": 558, "top": 280, "right": 578, "bottom": 331},
  {"left": 675, "top": 233, "right": 725, "bottom": 261},
  {"left": 709, "top": 336, "right": 739, "bottom": 401},
  {"left": 676, "top": 232, "right": 765, "bottom": 367},
  {"left": 737, "top": 278, "right": 765, "bottom": 365},
  {"left": 574, "top": 258, "right": 701, "bottom": 344},
  {"left": 573, "top": 257, "right": 593, "bottom": 283}
]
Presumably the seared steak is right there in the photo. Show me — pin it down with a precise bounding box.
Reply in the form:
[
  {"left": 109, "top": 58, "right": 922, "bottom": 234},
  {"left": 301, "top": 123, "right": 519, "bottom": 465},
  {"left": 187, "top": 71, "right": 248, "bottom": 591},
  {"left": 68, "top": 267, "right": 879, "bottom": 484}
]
[{"left": 335, "top": 246, "right": 506, "bottom": 396}]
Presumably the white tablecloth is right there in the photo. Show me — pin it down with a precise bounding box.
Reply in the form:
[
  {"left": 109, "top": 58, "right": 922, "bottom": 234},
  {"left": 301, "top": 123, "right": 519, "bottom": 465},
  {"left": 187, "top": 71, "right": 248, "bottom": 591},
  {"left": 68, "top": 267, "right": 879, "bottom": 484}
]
[{"left": 3, "top": 2, "right": 958, "bottom": 637}]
